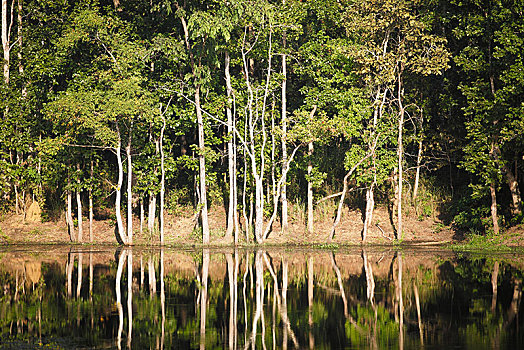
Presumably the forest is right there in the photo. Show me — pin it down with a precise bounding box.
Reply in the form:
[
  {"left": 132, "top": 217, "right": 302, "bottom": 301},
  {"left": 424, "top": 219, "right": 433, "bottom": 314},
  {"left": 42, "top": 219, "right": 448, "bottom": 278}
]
[{"left": 0, "top": 0, "right": 523, "bottom": 245}]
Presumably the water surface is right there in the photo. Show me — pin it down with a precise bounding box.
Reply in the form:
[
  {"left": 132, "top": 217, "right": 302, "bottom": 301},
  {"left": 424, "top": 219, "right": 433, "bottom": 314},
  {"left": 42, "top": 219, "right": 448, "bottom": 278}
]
[{"left": 0, "top": 245, "right": 522, "bottom": 349}]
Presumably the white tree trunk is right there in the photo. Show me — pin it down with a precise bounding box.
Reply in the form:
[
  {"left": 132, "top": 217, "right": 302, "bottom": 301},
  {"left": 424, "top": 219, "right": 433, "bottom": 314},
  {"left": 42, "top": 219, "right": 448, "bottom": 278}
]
[
  {"left": 126, "top": 127, "right": 133, "bottom": 245},
  {"left": 148, "top": 194, "right": 156, "bottom": 234},
  {"left": 160, "top": 115, "right": 166, "bottom": 244},
  {"left": 307, "top": 141, "right": 314, "bottom": 234},
  {"left": 225, "top": 51, "right": 238, "bottom": 243},
  {"left": 66, "top": 174, "right": 76, "bottom": 242},
  {"left": 76, "top": 164, "right": 83, "bottom": 242},
  {"left": 89, "top": 160, "right": 93, "bottom": 242},
  {"left": 115, "top": 139, "right": 127, "bottom": 244},
  {"left": 195, "top": 85, "right": 210, "bottom": 244},
  {"left": 413, "top": 138, "right": 423, "bottom": 201},
  {"left": 2, "top": 0, "right": 11, "bottom": 85},
  {"left": 363, "top": 185, "right": 374, "bottom": 242},
  {"left": 281, "top": 51, "right": 288, "bottom": 233},
  {"left": 397, "top": 71, "right": 405, "bottom": 240}
]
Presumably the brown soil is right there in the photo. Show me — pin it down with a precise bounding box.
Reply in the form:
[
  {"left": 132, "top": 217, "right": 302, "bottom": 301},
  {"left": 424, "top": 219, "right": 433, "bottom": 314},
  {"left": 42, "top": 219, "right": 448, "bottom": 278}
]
[{"left": 0, "top": 204, "right": 455, "bottom": 246}]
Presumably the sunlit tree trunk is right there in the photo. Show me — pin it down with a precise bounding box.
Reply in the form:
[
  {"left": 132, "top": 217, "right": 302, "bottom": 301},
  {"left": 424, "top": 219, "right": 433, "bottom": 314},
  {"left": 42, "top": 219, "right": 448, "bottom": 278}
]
[
  {"left": 397, "top": 68, "right": 405, "bottom": 240},
  {"left": 89, "top": 160, "right": 93, "bottom": 242},
  {"left": 489, "top": 143, "right": 500, "bottom": 235},
  {"left": 66, "top": 174, "right": 76, "bottom": 242},
  {"left": 148, "top": 193, "right": 156, "bottom": 234},
  {"left": 225, "top": 51, "right": 238, "bottom": 243},
  {"left": 76, "top": 164, "right": 83, "bottom": 242},
  {"left": 114, "top": 135, "right": 127, "bottom": 244},
  {"left": 126, "top": 124, "right": 133, "bottom": 245},
  {"left": 307, "top": 137, "right": 314, "bottom": 234},
  {"left": 160, "top": 115, "right": 166, "bottom": 244},
  {"left": 2, "top": 0, "right": 11, "bottom": 85},
  {"left": 281, "top": 27, "right": 288, "bottom": 233}
]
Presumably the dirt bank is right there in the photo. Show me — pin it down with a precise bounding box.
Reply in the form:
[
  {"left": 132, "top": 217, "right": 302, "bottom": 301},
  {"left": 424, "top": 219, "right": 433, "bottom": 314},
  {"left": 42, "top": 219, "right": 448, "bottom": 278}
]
[{"left": 0, "top": 205, "right": 454, "bottom": 246}]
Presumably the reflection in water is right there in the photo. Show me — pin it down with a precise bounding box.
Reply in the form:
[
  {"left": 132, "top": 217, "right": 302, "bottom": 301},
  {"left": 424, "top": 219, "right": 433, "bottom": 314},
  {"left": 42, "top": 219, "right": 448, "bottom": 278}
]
[{"left": 1, "top": 247, "right": 524, "bottom": 349}]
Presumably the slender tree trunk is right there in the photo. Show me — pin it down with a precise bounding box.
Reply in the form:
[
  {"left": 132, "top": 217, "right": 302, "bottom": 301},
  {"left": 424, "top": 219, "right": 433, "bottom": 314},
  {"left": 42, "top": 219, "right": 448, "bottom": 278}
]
[
  {"left": 225, "top": 51, "right": 237, "bottom": 243},
  {"left": 413, "top": 138, "right": 423, "bottom": 202},
  {"left": 115, "top": 139, "right": 127, "bottom": 244},
  {"left": 307, "top": 140, "right": 314, "bottom": 234},
  {"left": 148, "top": 193, "right": 156, "bottom": 234},
  {"left": 492, "top": 145, "right": 522, "bottom": 216},
  {"left": 76, "top": 164, "right": 83, "bottom": 242},
  {"left": 139, "top": 198, "right": 144, "bottom": 236},
  {"left": 489, "top": 142, "right": 500, "bottom": 235},
  {"left": 160, "top": 115, "right": 166, "bottom": 244},
  {"left": 281, "top": 47, "right": 288, "bottom": 233},
  {"left": 126, "top": 125, "right": 133, "bottom": 244},
  {"left": 89, "top": 160, "right": 93, "bottom": 242},
  {"left": 195, "top": 85, "right": 210, "bottom": 244},
  {"left": 148, "top": 256, "right": 156, "bottom": 297},
  {"left": 363, "top": 185, "right": 375, "bottom": 242},
  {"left": 254, "top": 177, "right": 264, "bottom": 243},
  {"left": 2, "top": 0, "right": 11, "bottom": 85},
  {"left": 397, "top": 70, "right": 405, "bottom": 240},
  {"left": 66, "top": 174, "right": 76, "bottom": 242}
]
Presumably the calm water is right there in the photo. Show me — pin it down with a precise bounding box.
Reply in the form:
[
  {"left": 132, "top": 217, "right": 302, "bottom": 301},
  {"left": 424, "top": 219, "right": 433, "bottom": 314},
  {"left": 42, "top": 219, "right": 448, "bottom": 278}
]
[{"left": 0, "top": 246, "right": 523, "bottom": 349}]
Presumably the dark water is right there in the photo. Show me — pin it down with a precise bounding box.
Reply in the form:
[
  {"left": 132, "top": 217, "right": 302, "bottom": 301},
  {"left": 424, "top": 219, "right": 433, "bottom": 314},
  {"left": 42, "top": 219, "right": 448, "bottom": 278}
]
[{"left": 0, "top": 246, "right": 523, "bottom": 349}]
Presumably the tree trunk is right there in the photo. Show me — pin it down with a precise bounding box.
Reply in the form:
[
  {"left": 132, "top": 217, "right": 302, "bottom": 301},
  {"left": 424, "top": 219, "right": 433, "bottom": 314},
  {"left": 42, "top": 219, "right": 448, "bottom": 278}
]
[
  {"left": 307, "top": 140, "right": 314, "bottom": 234},
  {"left": 115, "top": 139, "right": 127, "bottom": 244},
  {"left": 126, "top": 125, "right": 133, "bottom": 245},
  {"left": 489, "top": 142, "right": 500, "bottom": 235},
  {"left": 89, "top": 160, "right": 93, "bottom": 242},
  {"left": 76, "top": 164, "right": 83, "bottom": 242},
  {"left": 413, "top": 138, "right": 423, "bottom": 202},
  {"left": 66, "top": 174, "right": 76, "bottom": 242},
  {"left": 281, "top": 49, "right": 288, "bottom": 233},
  {"left": 492, "top": 145, "right": 522, "bottom": 216},
  {"left": 139, "top": 198, "right": 144, "bottom": 236},
  {"left": 2, "top": 0, "right": 11, "bottom": 85},
  {"left": 362, "top": 185, "right": 375, "bottom": 242},
  {"left": 195, "top": 85, "right": 210, "bottom": 244},
  {"left": 397, "top": 71, "right": 405, "bottom": 240},
  {"left": 148, "top": 194, "right": 156, "bottom": 234},
  {"left": 225, "top": 51, "right": 238, "bottom": 243},
  {"left": 160, "top": 115, "right": 166, "bottom": 244},
  {"left": 254, "top": 177, "right": 264, "bottom": 243}
]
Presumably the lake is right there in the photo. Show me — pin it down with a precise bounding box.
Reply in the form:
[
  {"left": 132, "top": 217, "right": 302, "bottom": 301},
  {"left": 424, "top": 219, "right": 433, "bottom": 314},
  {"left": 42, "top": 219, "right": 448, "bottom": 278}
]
[{"left": 0, "top": 245, "right": 522, "bottom": 349}]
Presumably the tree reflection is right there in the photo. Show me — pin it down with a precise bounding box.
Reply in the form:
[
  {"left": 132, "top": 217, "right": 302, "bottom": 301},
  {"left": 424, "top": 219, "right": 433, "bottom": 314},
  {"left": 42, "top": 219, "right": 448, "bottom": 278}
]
[{"left": 1, "top": 248, "right": 524, "bottom": 349}]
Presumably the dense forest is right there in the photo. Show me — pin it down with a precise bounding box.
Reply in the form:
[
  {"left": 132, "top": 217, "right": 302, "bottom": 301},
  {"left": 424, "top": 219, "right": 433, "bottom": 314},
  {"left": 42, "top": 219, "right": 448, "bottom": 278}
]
[{"left": 0, "top": 0, "right": 523, "bottom": 244}]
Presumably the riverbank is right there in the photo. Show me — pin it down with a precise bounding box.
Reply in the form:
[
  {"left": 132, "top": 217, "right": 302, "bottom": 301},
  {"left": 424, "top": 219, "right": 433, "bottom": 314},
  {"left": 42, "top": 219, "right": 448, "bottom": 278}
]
[{"left": 0, "top": 205, "right": 458, "bottom": 246}]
